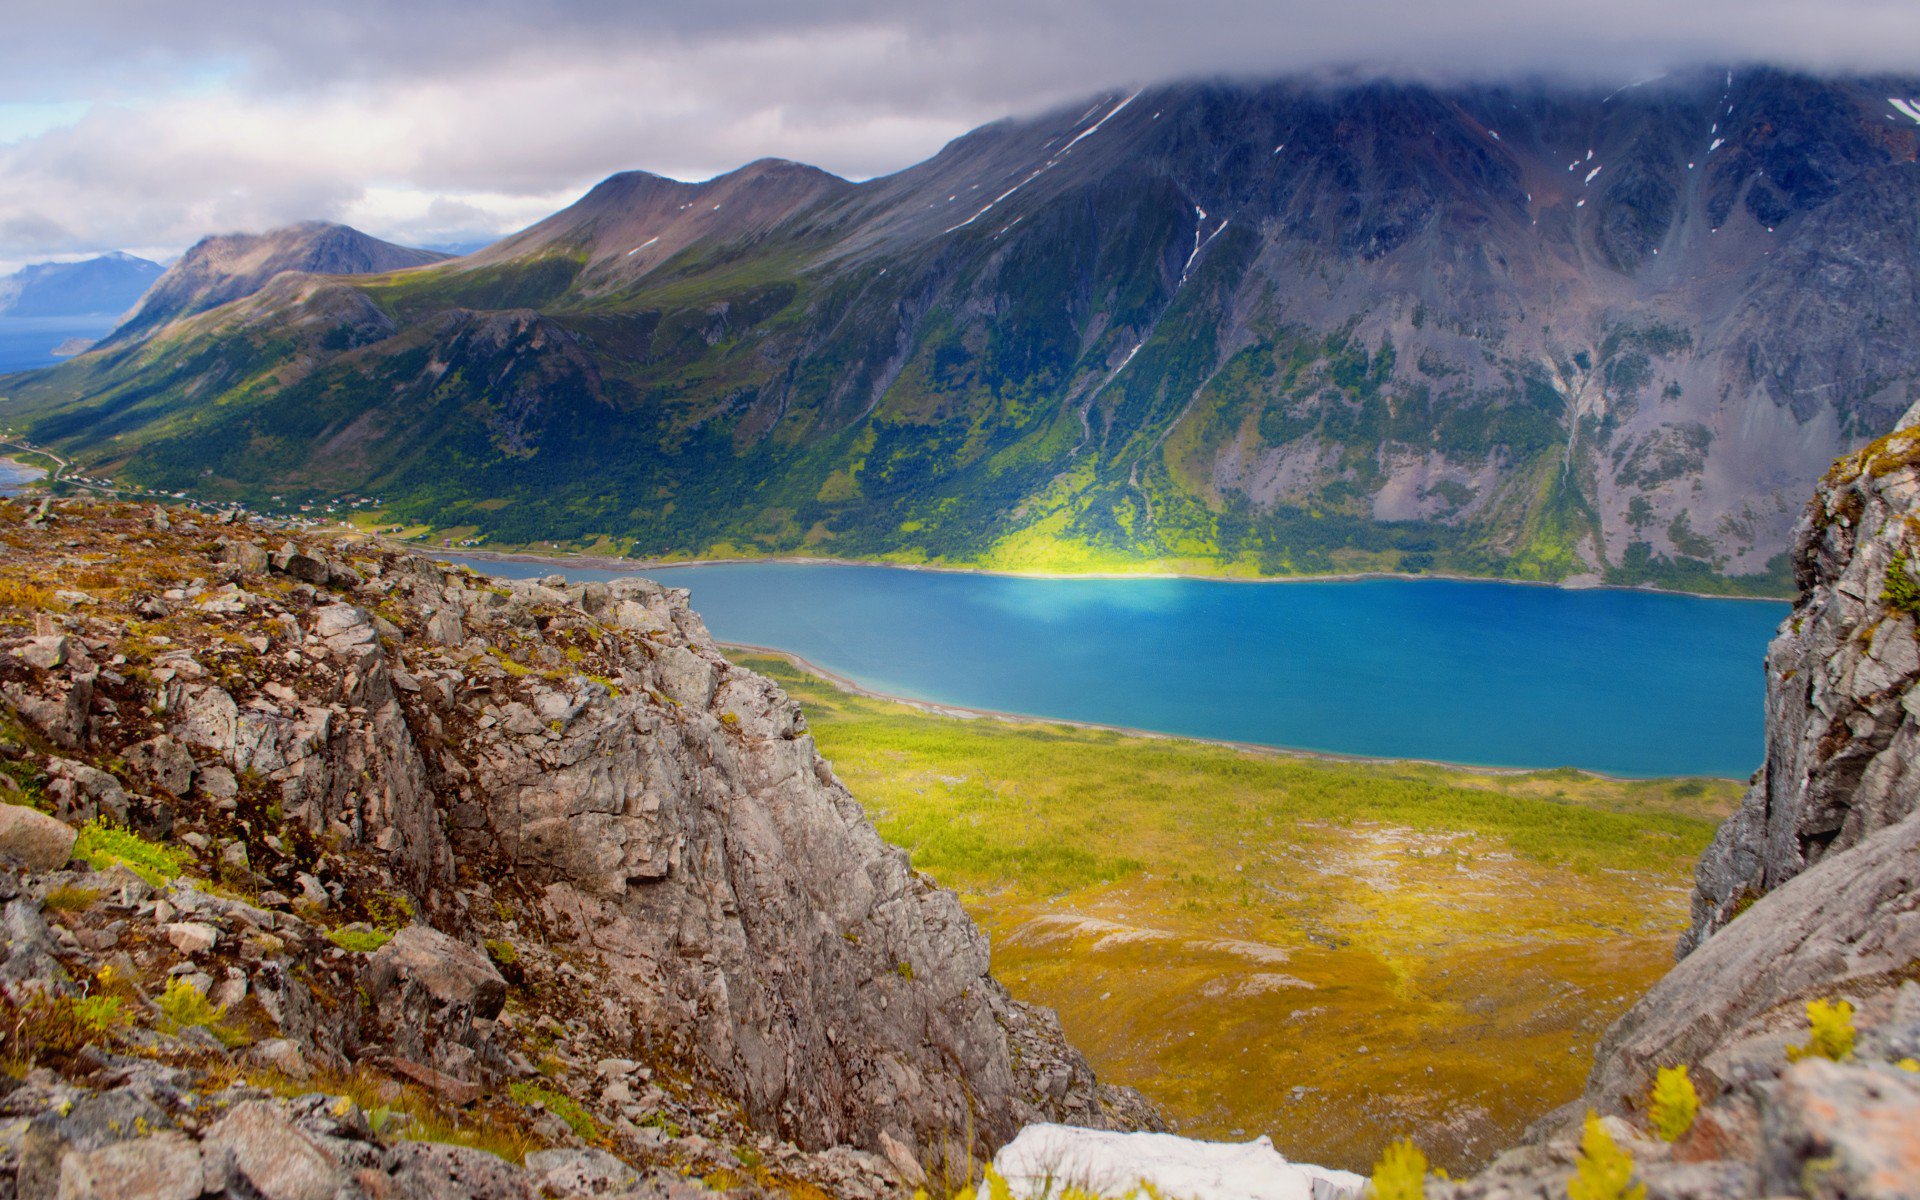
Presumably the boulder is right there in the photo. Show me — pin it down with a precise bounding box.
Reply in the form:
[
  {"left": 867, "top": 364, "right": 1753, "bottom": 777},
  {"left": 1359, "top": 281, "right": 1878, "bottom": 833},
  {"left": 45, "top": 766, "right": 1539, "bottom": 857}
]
[
  {"left": 0, "top": 804, "right": 75, "bottom": 871},
  {"left": 381, "top": 1141, "right": 538, "bottom": 1200},
  {"left": 203, "top": 1100, "right": 345, "bottom": 1200},
  {"left": 164, "top": 922, "right": 219, "bottom": 955},
  {"left": 18, "top": 635, "right": 68, "bottom": 671},
  {"left": 365, "top": 924, "right": 507, "bottom": 1019},
  {"left": 52, "top": 1135, "right": 205, "bottom": 1200},
  {"left": 523, "top": 1148, "right": 642, "bottom": 1195}
]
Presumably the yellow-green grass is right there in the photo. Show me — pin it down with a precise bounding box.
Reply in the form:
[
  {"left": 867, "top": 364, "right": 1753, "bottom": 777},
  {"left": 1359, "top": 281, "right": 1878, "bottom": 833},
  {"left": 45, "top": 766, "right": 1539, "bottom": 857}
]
[{"left": 727, "top": 651, "right": 1737, "bottom": 1176}]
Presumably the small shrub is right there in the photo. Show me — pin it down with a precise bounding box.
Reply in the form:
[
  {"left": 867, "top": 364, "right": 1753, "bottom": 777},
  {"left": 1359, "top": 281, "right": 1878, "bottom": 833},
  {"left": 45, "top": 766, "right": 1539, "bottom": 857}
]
[
  {"left": 0, "top": 990, "right": 126, "bottom": 1070},
  {"left": 1568, "top": 1111, "right": 1644, "bottom": 1200},
  {"left": 895, "top": 961, "right": 915, "bottom": 980},
  {"left": 73, "top": 821, "right": 183, "bottom": 885},
  {"left": 508, "top": 1082, "right": 599, "bottom": 1141},
  {"left": 1368, "top": 1138, "right": 1428, "bottom": 1200},
  {"left": 639, "top": 1111, "right": 683, "bottom": 1138},
  {"left": 1647, "top": 1065, "right": 1698, "bottom": 1142},
  {"left": 156, "top": 977, "right": 226, "bottom": 1030},
  {"left": 43, "top": 885, "right": 101, "bottom": 912},
  {"left": 1883, "top": 553, "right": 1920, "bottom": 616},
  {"left": 327, "top": 925, "right": 393, "bottom": 953},
  {"left": 1787, "top": 998, "right": 1856, "bottom": 1063},
  {"left": 364, "top": 891, "right": 415, "bottom": 932},
  {"left": 484, "top": 938, "right": 517, "bottom": 966}
]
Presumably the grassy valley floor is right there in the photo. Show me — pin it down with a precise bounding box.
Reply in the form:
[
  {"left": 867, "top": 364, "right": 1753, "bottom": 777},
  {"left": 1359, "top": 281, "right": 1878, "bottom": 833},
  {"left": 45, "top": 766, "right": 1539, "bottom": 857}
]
[{"left": 725, "top": 652, "right": 1740, "bottom": 1177}]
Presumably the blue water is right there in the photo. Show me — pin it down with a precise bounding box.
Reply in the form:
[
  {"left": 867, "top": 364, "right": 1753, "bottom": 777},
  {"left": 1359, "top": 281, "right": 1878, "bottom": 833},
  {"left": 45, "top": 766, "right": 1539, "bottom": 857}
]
[
  {"left": 443, "top": 558, "right": 1786, "bottom": 778},
  {"left": 0, "top": 459, "right": 40, "bottom": 496},
  {"left": 0, "top": 314, "right": 119, "bottom": 373}
]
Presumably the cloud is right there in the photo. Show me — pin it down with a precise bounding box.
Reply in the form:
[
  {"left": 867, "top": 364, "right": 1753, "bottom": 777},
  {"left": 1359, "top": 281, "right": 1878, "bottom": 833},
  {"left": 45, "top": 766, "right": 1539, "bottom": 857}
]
[{"left": 1, "top": 0, "right": 1917, "bottom": 270}]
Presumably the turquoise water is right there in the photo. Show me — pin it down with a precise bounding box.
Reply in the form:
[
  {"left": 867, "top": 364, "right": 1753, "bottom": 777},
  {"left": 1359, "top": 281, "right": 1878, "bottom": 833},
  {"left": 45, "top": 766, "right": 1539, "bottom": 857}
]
[{"left": 445, "top": 558, "right": 1786, "bottom": 778}]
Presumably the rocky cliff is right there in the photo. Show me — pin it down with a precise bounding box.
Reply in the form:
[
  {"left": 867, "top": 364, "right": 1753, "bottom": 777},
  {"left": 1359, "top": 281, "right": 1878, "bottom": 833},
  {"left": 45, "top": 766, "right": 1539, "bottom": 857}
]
[
  {"left": 1441, "top": 406, "right": 1920, "bottom": 1198},
  {"left": 0, "top": 496, "right": 1153, "bottom": 1199}
]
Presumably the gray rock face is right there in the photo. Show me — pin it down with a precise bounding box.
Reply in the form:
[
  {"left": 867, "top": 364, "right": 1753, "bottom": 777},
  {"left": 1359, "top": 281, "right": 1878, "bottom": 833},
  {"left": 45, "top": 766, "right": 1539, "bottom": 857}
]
[
  {"left": 1496, "top": 401, "right": 1920, "bottom": 1198},
  {"left": 385, "top": 568, "right": 1158, "bottom": 1163},
  {"left": 1585, "top": 810, "right": 1920, "bottom": 1111},
  {"left": 1683, "top": 399, "right": 1920, "bottom": 954}
]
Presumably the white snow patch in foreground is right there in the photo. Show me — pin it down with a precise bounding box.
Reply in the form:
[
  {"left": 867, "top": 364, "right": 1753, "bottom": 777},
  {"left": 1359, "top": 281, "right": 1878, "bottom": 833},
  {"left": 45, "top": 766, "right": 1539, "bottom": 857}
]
[
  {"left": 992, "top": 1126, "right": 1365, "bottom": 1200},
  {"left": 1891, "top": 98, "right": 1920, "bottom": 125}
]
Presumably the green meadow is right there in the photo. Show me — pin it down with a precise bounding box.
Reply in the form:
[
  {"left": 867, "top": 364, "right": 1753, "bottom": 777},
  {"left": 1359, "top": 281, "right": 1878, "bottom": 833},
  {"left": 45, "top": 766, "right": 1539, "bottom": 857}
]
[{"left": 728, "top": 651, "right": 1739, "bottom": 1175}]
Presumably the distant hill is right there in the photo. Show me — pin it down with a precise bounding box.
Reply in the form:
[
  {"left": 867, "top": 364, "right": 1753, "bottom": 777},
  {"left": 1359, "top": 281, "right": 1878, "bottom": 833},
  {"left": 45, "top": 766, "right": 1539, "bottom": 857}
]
[
  {"left": 7, "top": 67, "right": 1920, "bottom": 592},
  {"left": 0, "top": 252, "right": 162, "bottom": 318},
  {"left": 102, "top": 221, "right": 448, "bottom": 343}
]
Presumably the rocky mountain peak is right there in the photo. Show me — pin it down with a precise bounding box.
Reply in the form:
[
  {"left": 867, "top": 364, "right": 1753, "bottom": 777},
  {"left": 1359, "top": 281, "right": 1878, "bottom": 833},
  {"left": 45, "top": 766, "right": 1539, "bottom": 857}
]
[{"left": 102, "top": 222, "right": 447, "bottom": 344}]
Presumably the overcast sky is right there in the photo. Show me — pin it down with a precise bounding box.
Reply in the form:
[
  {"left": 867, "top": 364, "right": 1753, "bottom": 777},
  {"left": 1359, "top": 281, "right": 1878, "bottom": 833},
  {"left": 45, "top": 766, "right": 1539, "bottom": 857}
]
[{"left": 2, "top": 0, "right": 1917, "bottom": 274}]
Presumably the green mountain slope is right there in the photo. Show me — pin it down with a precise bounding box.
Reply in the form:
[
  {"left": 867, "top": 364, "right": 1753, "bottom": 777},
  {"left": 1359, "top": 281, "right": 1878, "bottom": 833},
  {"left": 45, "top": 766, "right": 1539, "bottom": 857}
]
[{"left": 6, "top": 69, "right": 1920, "bottom": 591}]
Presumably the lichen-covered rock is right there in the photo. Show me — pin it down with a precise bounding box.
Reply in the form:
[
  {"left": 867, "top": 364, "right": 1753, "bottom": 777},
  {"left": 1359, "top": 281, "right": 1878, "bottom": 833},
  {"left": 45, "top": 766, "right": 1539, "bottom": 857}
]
[{"left": 0, "top": 497, "right": 1154, "bottom": 1194}]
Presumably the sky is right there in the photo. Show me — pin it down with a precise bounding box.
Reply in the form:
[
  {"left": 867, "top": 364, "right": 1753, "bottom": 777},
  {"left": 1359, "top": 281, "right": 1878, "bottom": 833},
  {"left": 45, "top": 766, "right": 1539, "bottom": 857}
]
[{"left": 1, "top": 0, "right": 1917, "bottom": 275}]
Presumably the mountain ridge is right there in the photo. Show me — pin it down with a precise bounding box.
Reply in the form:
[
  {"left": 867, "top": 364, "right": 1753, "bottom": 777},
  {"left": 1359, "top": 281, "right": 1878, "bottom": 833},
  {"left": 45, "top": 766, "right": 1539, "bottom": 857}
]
[
  {"left": 0, "top": 252, "right": 163, "bottom": 320},
  {"left": 5, "top": 67, "right": 1920, "bottom": 592}
]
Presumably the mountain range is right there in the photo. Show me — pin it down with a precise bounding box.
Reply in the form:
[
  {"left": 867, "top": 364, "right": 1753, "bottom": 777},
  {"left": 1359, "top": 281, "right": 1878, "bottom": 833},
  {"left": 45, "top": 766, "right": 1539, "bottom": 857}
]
[
  {"left": 5, "top": 66, "right": 1920, "bottom": 592},
  {"left": 0, "top": 252, "right": 162, "bottom": 319}
]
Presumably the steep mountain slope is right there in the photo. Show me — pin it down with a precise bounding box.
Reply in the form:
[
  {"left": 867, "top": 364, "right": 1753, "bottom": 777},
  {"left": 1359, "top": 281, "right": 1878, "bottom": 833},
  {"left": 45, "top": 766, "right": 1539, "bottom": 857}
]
[
  {"left": 101, "top": 221, "right": 448, "bottom": 342},
  {"left": 0, "top": 253, "right": 163, "bottom": 319},
  {"left": 5, "top": 68, "right": 1920, "bottom": 590},
  {"left": 0, "top": 495, "right": 1154, "bottom": 1194}
]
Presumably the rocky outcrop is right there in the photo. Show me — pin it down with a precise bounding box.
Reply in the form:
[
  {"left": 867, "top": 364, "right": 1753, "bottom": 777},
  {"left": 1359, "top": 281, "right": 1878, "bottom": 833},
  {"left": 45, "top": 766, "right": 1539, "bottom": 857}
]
[
  {"left": 0, "top": 496, "right": 1154, "bottom": 1198},
  {"left": 1432, "top": 404, "right": 1920, "bottom": 1200},
  {"left": 1683, "top": 401, "right": 1920, "bottom": 954}
]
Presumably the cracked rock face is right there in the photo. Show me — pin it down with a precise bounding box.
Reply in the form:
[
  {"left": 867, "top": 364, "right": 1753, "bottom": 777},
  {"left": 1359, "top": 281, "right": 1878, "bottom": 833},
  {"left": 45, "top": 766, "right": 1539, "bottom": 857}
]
[
  {"left": 1682, "top": 400, "right": 1920, "bottom": 956},
  {"left": 1462, "top": 402, "right": 1920, "bottom": 1200}
]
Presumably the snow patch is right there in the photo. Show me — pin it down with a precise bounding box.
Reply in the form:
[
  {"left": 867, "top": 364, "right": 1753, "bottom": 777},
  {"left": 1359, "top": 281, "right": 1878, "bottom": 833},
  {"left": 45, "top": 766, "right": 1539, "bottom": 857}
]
[
  {"left": 1708, "top": 137, "right": 1725, "bottom": 153},
  {"left": 1179, "top": 211, "right": 1230, "bottom": 286},
  {"left": 1890, "top": 98, "right": 1920, "bottom": 125},
  {"left": 1584, "top": 165, "right": 1603, "bottom": 184},
  {"left": 992, "top": 1126, "right": 1365, "bottom": 1200},
  {"left": 944, "top": 91, "right": 1138, "bottom": 235},
  {"left": 625, "top": 236, "right": 661, "bottom": 256},
  {"left": 1058, "top": 90, "right": 1142, "bottom": 155}
]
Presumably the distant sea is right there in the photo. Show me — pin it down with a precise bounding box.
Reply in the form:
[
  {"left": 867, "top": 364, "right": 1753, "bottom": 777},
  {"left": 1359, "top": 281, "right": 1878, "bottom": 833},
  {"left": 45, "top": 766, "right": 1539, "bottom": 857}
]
[
  {"left": 0, "top": 314, "right": 120, "bottom": 374},
  {"left": 444, "top": 557, "right": 1787, "bottom": 778}
]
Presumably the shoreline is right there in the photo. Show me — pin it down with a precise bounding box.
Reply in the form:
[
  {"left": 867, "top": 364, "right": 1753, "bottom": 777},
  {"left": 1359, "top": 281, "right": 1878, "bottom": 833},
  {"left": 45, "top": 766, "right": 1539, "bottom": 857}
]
[
  {"left": 0, "top": 454, "right": 46, "bottom": 496},
  {"left": 718, "top": 641, "right": 1741, "bottom": 785},
  {"left": 422, "top": 544, "right": 1794, "bottom": 605}
]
